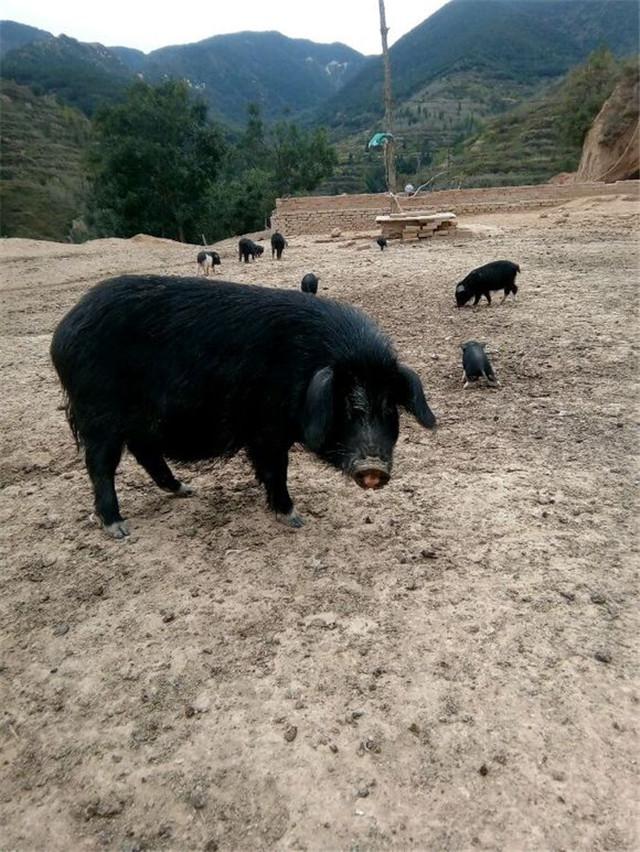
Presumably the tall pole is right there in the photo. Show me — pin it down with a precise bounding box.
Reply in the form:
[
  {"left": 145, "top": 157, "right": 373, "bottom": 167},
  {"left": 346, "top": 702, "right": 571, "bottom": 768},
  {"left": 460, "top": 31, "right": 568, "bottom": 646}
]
[{"left": 378, "top": 0, "right": 396, "bottom": 193}]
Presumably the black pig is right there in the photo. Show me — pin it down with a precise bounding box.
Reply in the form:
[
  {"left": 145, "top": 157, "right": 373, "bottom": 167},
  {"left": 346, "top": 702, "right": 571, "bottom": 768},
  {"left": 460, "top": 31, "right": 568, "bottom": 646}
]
[
  {"left": 238, "top": 238, "right": 264, "bottom": 263},
  {"left": 301, "top": 273, "right": 319, "bottom": 294},
  {"left": 376, "top": 237, "right": 387, "bottom": 251},
  {"left": 461, "top": 341, "right": 498, "bottom": 388},
  {"left": 455, "top": 260, "right": 520, "bottom": 307},
  {"left": 197, "top": 251, "right": 221, "bottom": 276},
  {"left": 51, "top": 276, "right": 436, "bottom": 538},
  {"left": 271, "top": 232, "right": 286, "bottom": 259}
]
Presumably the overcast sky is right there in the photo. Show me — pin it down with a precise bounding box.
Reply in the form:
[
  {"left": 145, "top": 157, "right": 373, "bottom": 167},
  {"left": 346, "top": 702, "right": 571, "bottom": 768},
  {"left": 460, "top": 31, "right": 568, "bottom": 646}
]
[{"left": 1, "top": 0, "right": 449, "bottom": 55}]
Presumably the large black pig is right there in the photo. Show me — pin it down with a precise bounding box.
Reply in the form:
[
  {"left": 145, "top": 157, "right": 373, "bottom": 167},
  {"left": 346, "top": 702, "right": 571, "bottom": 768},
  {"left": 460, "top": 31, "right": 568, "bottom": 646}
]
[{"left": 51, "top": 276, "right": 436, "bottom": 538}]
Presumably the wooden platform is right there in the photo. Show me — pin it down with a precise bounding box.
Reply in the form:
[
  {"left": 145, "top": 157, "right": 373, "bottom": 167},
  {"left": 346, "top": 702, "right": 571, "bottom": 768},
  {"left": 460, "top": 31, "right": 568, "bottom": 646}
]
[{"left": 376, "top": 211, "right": 457, "bottom": 241}]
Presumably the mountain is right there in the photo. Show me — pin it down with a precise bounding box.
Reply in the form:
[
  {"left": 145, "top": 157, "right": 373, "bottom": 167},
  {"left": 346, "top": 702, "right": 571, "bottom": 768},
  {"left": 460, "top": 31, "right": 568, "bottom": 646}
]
[
  {"left": 314, "top": 0, "right": 638, "bottom": 195},
  {"left": 109, "top": 45, "right": 147, "bottom": 73},
  {"left": 0, "top": 79, "right": 90, "bottom": 240},
  {"left": 0, "top": 29, "right": 133, "bottom": 114},
  {"left": 0, "top": 20, "right": 53, "bottom": 57},
  {"left": 319, "top": 0, "right": 639, "bottom": 131},
  {"left": 141, "top": 31, "right": 365, "bottom": 124},
  {"left": 0, "top": 22, "right": 365, "bottom": 124}
]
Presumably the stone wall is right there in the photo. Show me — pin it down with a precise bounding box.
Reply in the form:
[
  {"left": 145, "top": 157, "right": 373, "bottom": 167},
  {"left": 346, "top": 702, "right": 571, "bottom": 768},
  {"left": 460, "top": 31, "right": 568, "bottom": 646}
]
[{"left": 271, "top": 181, "right": 638, "bottom": 235}]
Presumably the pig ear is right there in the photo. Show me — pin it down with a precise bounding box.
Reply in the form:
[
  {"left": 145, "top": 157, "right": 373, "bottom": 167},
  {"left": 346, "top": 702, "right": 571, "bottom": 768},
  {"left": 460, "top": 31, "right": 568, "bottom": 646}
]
[
  {"left": 396, "top": 364, "right": 436, "bottom": 429},
  {"left": 303, "top": 366, "right": 334, "bottom": 451}
]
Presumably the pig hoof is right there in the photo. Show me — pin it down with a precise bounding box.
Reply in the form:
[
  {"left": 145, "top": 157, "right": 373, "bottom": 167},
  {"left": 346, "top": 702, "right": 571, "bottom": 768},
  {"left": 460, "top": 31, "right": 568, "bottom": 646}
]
[
  {"left": 105, "top": 520, "right": 130, "bottom": 539},
  {"left": 278, "top": 509, "right": 305, "bottom": 529},
  {"left": 175, "top": 483, "right": 194, "bottom": 497}
]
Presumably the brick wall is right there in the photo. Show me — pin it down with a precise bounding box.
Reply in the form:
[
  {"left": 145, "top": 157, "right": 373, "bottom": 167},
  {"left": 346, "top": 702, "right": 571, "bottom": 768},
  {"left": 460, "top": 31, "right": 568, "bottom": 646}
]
[{"left": 271, "top": 181, "right": 638, "bottom": 235}]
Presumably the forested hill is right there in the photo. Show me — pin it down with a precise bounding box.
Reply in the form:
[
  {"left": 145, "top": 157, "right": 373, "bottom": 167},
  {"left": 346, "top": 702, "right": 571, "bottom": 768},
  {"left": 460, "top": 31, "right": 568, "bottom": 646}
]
[
  {"left": 0, "top": 22, "right": 365, "bottom": 123},
  {"left": 317, "top": 0, "right": 639, "bottom": 132},
  {"left": 140, "top": 32, "right": 365, "bottom": 124}
]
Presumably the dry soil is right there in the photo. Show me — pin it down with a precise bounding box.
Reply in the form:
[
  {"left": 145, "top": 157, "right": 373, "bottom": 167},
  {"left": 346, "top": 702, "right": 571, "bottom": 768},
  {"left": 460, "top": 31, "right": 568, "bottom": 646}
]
[{"left": 0, "top": 194, "right": 639, "bottom": 851}]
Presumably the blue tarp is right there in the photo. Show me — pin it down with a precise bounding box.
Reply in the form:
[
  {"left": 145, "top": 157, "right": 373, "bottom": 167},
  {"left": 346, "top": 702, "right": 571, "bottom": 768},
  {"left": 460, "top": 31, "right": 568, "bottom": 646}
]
[{"left": 367, "top": 132, "right": 394, "bottom": 149}]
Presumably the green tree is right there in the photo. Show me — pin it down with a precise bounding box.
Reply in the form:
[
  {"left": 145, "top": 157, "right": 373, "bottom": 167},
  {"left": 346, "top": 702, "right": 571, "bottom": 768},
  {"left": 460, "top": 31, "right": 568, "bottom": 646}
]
[
  {"left": 240, "top": 102, "right": 268, "bottom": 166},
  {"left": 205, "top": 167, "right": 274, "bottom": 240},
  {"left": 88, "top": 80, "right": 225, "bottom": 241},
  {"left": 271, "top": 122, "right": 337, "bottom": 196}
]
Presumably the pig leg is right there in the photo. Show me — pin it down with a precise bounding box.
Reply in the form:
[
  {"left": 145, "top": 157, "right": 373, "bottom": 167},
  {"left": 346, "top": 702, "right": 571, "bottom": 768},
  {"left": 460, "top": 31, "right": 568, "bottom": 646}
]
[
  {"left": 249, "top": 445, "right": 304, "bottom": 528},
  {"left": 484, "top": 291, "right": 492, "bottom": 305},
  {"left": 473, "top": 294, "right": 481, "bottom": 307},
  {"left": 128, "top": 440, "right": 192, "bottom": 496},
  {"left": 84, "top": 436, "right": 128, "bottom": 538}
]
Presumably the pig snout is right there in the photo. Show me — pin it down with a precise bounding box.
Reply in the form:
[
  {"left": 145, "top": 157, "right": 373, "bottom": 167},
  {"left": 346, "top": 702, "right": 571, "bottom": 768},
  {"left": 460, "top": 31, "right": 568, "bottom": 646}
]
[{"left": 351, "top": 458, "right": 392, "bottom": 490}]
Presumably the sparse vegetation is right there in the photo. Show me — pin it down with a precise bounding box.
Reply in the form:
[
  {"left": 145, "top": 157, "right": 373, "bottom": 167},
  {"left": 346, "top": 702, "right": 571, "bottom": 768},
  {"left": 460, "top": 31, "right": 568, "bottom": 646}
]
[
  {"left": 0, "top": 79, "right": 90, "bottom": 240},
  {"left": 560, "top": 48, "right": 621, "bottom": 147}
]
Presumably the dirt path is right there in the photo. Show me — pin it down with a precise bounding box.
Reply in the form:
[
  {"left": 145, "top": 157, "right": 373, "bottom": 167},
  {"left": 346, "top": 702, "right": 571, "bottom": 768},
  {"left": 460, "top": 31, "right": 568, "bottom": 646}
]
[{"left": 1, "top": 194, "right": 638, "bottom": 851}]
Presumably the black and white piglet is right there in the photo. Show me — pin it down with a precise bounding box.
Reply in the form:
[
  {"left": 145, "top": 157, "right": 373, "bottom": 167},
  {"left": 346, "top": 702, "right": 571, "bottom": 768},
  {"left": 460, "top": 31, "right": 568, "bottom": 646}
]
[{"left": 197, "top": 251, "right": 221, "bottom": 276}]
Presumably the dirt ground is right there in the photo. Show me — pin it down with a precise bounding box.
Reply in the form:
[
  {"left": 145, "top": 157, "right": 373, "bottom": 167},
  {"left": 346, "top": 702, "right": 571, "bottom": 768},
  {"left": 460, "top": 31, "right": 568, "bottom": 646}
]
[{"left": 1, "top": 193, "right": 638, "bottom": 851}]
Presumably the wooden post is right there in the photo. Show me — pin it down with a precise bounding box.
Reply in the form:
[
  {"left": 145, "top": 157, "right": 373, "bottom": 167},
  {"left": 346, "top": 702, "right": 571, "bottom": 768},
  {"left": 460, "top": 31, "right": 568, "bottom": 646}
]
[{"left": 378, "top": 0, "right": 396, "bottom": 194}]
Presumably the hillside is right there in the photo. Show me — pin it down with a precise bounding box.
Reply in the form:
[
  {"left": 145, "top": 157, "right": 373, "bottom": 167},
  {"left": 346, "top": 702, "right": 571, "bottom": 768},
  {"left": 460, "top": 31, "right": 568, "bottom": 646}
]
[
  {"left": 0, "top": 79, "right": 90, "bottom": 240},
  {"left": 576, "top": 63, "right": 640, "bottom": 182},
  {"left": 453, "top": 79, "right": 581, "bottom": 186},
  {"left": 454, "top": 52, "right": 634, "bottom": 186}
]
